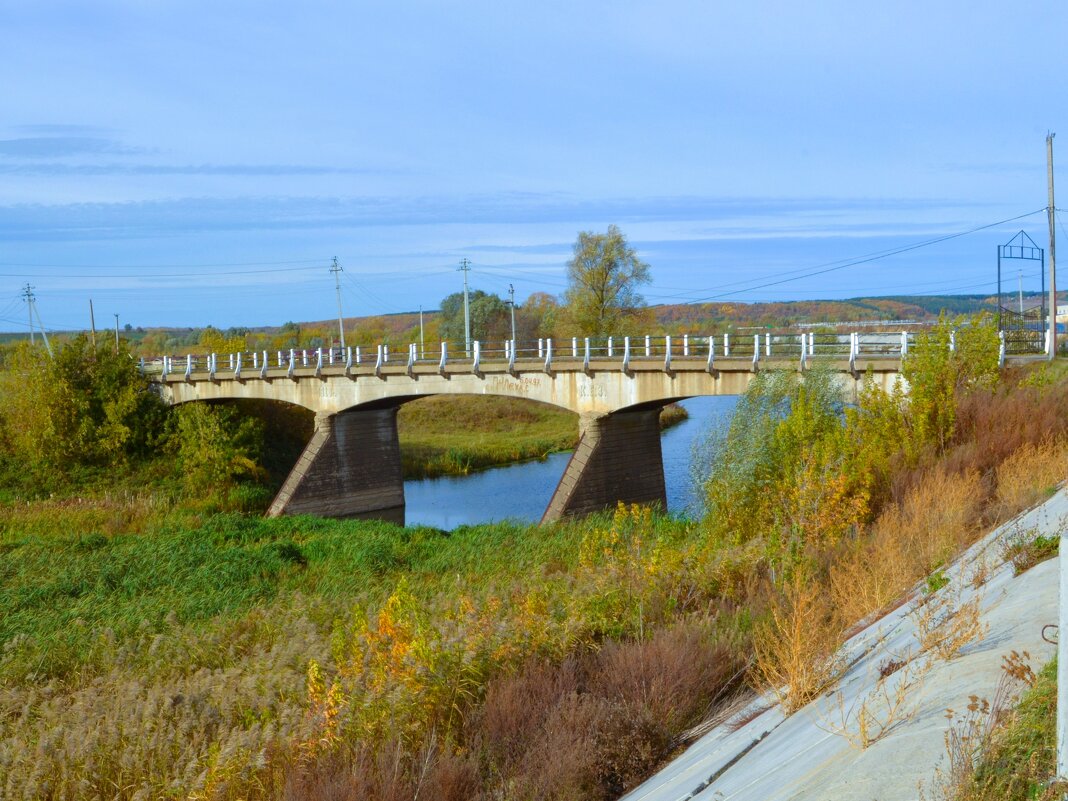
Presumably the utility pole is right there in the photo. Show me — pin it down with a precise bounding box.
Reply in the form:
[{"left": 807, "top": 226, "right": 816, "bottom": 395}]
[
  {"left": 459, "top": 257, "right": 472, "bottom": 356},
  {"left": 330, "top": 257, "right": 346, "bottom": 350},
  {"left": 114, "top": 313, "right": 120, "bottom": 353},
  {"left": 1055, "top": 133, "right": 1067, "bottom": 792},
  {"left": 89, "top": 298, "right": 97, "bottom": 349},
  {"left": 1047, "top": 133, "right": 1057, "bottom": 360},
  {"left": 23, "top": 284, "right": 34, "bottom": 346},
  {"left": 508, "top": 283, "right": 517, "bottom": 344},
  {"left": 21, "top": 284, "right": 52, "bottom": 356},
  {"left": 1019, "top": 270, "right": 1024, "bottom": 315}
]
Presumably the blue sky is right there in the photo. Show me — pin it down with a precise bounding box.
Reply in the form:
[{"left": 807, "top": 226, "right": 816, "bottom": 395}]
[{"left": 1, "top": 0, "right": 1065, "bottom": 331}]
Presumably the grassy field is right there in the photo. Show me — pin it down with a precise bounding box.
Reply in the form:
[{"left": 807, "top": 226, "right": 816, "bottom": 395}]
[{"left": 397, "top": 395, "right": 688, "bottom": 478}]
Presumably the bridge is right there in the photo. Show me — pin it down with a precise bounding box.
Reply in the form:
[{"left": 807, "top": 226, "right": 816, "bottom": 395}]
[{"left": 146, "top": 330, "right": 1025, "bottom": 523}]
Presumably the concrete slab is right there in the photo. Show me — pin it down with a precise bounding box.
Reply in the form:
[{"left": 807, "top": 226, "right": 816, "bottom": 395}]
[{"left": 621, "top": 489, "right": 1068, "bottom": 801}]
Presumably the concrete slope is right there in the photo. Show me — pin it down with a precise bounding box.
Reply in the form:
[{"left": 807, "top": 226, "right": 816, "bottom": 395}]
[{"left": 622, "top": 489, "right": 1068, "bottom": 801}]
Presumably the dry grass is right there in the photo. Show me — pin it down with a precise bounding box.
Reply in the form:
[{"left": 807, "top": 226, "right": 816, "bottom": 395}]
[
  {"left": 752, "top": 573, "right": 844, "bottom": 714},
  {"left": 830, "top": 468, "right": 983, "bottom": 629},
  {"left": 0, "top": 605, "right": 324, "bottom": 801},
  {"left": 910, "top": 582, "right": 988, "bottom": 663},
  {"left": 826, "top": 654, "right": 931, "bottom": 749},
  {"left": 994, "top": 437, "right": 1068, "bottom": 519}
]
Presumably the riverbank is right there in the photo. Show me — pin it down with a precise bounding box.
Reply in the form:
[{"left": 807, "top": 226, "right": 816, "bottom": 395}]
[{"left": 397, "top": 395, "right": 688, "bottom": 479}]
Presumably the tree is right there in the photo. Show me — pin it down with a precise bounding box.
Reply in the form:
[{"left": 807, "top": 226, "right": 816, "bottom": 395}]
[
  {"left": 563, "top": 225, "right": 651, "bottom": 336},
  {"left": 438, "top": 290, "right": 509, "bottom": 344}
]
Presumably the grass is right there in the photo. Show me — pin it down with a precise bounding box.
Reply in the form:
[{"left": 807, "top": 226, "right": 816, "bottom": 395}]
[
  {"left": 397, "top": 395, "right": 688, "bottom": 478},
  {"left": 0, "top": 510, "right": 602, "bottom": 684}
]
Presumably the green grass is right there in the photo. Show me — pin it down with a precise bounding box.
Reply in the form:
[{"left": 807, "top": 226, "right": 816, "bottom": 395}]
[
  {"left": 962, "top": 658, "right": 1062, "bottom": 800},
  {"left": 0, "top": 505, "right": 653, "bottom": 684}
]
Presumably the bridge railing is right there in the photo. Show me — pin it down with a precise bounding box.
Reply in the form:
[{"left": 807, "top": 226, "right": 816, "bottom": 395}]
[{"left": 144, "top": 327, "right": 1047, "bottom": 380}]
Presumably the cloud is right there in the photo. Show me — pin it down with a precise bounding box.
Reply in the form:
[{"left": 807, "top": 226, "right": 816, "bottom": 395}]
[
  {"left": 0, "top": 192, "right": 1010, "bottom": 245},
  {"left": 0, "top": 136, "right": 141, "bottom": 158},
  {"left": 0, "top": 162, "right": 388, "bottom": 176}
]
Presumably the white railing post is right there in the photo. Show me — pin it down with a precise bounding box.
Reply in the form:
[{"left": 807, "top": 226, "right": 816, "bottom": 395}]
[
  {"left": 808, "top": 332, "right": 815, "bottom": 356},
  {"left": 571, "top": 337, "right": 578, "bottom": 358},
  {"left": 252, "top": 351, "right": 258, "bottom": 369},
  {"left": 185, "top": 354, "right": 192, "bottom": 380},
  {"left": 752, "top": 335, "right": 760, "bottom": 366},
  {"left": 623, "top": 336, "right": 631, "bottom": 373},
  {"left": 800, "top": 335, "right": 806, "bottom": 369},
  {"left": 302, "top": 349, "right": 308, "bottom": 367},
  {"left": 543, "top": 338, "right": 552, "bottom": 373},
  {"left": 901, "top": 331, "right": 908, "bottom": 358},
  {"left": 277, "top": 350, "right": 283, "bottom": 367},
  {"left": 235, "top": 352, "right": 243, "bottom": 379},
  {"left": 645, "top": 334, "right": 651, "bottom": 357},
  {"left": 949, "top": 330, "right": 956, "bottom": 352},
  {"left": 328, "top": 348, "right": 334, "bottom": 365},
  {"left": 209, "top": 353, "right": 217, "bottom": 380},
  {"left": 407, "top": 343, "right": 416, "bottom": 377},
  {"left": 260, "top": 350, "right": 268, "bottom": 379},
  {"left": 607, "top": 336, "right": 614, "bottom": 358},
  {"left": 583, "top": 337, "right": 591, "bottom": 373},
  {"left": 998, "top": 330, "right": 1006, "bottom": 367},
  {"left": 538, "top": 338, "right": 544, "bottom": 358},
  {"left": 706, "top": 335, "right": 716, "bottom": 373},
  {"left": 724, "top": 332, "right": 730, "bottom": 357},
  {"left": 765, "top": 333, "right": 771, "bottom": 357},
  {"left": 473, "top": 340, "right": 482, "bottom": 374},
  {"left": 683, "top": 334, "right": 690, "bottom": 357},
  {"left": 161, "top": 356, "right": 169, "bottom": 378},
  {"left": 228, "top": 353, "right": 234, "bottom": 370},
  {"left": 355, "top": 346, "right": 362, "bottom": 365},
  {"left": 314, "top": 348, "right": 322, "bottom": 378},
  {"left": 375, "top": 345, "right": 383, "bottom": 378},
  {"left": 664, "top": 335, "right": 673, "bottom": 372},
  {"left": 384, "top": 345, "right": 390, "bottom": 363},
  {"left": 508, "top": 339, "right": 517, "bottom": 374},
  {"left": 288, "top": 349, "right": 295, "bottom": 379},
  {"left": 438, "top": 342, "right": 448, "bottom": 375}
]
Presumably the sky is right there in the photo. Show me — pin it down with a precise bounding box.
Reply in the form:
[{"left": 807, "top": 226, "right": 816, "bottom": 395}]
[{"left": 1, "top": 0, "right": 1066, "bottom": 333}]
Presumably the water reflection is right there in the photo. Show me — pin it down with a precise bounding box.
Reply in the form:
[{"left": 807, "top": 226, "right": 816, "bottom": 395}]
[{"left": 401, "top": 396, "right": 739, "bottom": 529}]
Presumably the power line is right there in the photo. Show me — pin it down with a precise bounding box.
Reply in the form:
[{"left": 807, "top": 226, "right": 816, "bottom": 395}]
[
  {"left": 683, "top": 208, "right": 1048, "bottom": 303},
  {"left": 0, "top": 264, "right": 327, "bottom": 279}
]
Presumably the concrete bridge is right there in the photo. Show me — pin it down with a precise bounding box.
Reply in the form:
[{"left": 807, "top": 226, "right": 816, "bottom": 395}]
[{"left": 146, "top": 331, "right": 977, "bottom": 523}]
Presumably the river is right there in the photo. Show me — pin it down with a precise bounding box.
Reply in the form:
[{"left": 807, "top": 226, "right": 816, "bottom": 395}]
[{"left": 403, "top": 396, "right": 739, "bottom": 529}]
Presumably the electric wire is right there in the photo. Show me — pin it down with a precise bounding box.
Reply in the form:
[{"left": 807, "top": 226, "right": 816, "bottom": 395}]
[{"left": 683, "top": 208, "right": 1048, "bottom": 303}]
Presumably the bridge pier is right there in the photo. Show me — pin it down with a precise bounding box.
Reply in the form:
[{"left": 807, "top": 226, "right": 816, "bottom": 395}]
[
  {"left": 542, "top": 407, "right": 667, "bottom": 522},
  {"left": 267, "top": 406, "right": 405, "bottom": 520}
]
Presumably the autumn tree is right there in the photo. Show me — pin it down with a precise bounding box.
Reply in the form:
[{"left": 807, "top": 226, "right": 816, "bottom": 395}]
[{"left": 562, "top": 225, "right": 651, "bottom": 336}]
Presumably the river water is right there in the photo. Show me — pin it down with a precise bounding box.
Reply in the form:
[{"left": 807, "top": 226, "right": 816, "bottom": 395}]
[{"left": 403, "top": 396, "right": 739, "bottom": 529}]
